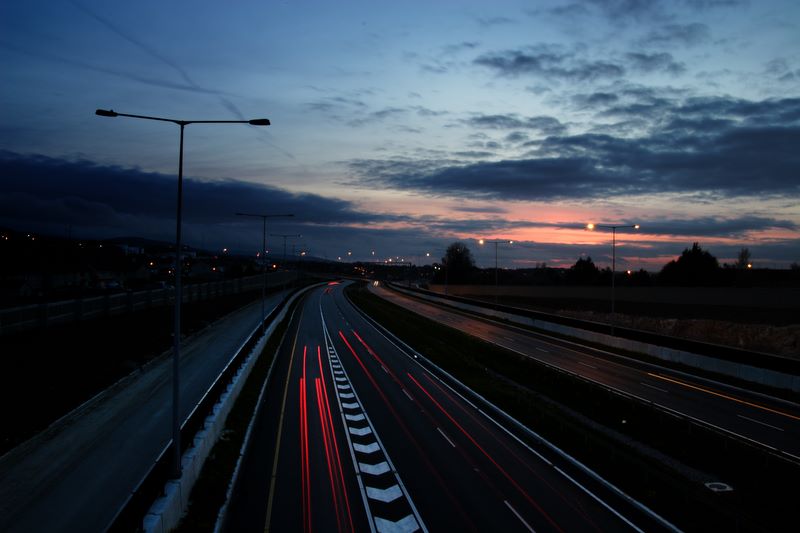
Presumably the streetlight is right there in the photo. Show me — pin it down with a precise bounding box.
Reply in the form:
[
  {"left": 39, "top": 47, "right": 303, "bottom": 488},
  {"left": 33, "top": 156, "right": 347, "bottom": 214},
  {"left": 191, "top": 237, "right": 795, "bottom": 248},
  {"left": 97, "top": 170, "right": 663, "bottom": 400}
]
[
  {"left": 586, "top": 223, "right": 640, "bottom": 329},
  {"left": 479, "top": 238, "right": 513, "bottom": 306},
  {"left": 270, "top": 234, "right": 301, "bottom": 288},
  {"left": 96, "top": 108, "right": 270, "bottom": 478},
  {"left": 236, "top": 212, "right": 293, "bottom": 334}
]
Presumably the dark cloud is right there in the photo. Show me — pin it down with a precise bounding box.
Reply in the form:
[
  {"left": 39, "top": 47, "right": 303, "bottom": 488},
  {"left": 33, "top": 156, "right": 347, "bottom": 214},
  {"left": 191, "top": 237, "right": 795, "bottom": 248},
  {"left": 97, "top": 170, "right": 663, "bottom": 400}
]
[
  {"left": 625, "top": 52, "right": 685, "bottom": 75},
  {"left": 640, "top": 216, "right": 797, "bottom": 238},
  {"left": 573, "top": 92, "right": 620, "bottom": 108},
  {"left": 505, "top": 132, "right": 530, "bottom": 144},
  {"left": 476, "top": 16, "right": 515, "bottom": 27},
  {"left": 683, "top": 0, "right": 746, "bottom": 9},
  {"left": 442, "top": 41, "right": 480, "bottom": 54},
  {"left": 350, "top": 96, "right": 800, "bottom": 201},
  {"left": 545, "top": 3, "right": 592, "bottom": 17},
  {"left": 306, "top": 96, "right": 368, "bottom": 113},
  {"left": 579, "top": 0, "right": 664, "bottom": 21},
  {"left": 474, "top": 49, "right": 625, "bottom": 81},
  {"left": 412, "top": 106, "right": 449, "bottom": 117},
  {"left": 765, "top": 58, "right": 800, "bottom": 83},
  {"left": 640, "top": 23, "right": 710, "bottom": 47},
  {"left": 453, "top": 151, "right": 497, "bottom": 158},
  {"left": 0, "top": 151, "right": 397, "bottom": 246},
  {"left": 452, "top": 205, "right": 509, "bottom": 214},
  {"left": 465, "top": 114, "right": 566, "bottom": 136}
]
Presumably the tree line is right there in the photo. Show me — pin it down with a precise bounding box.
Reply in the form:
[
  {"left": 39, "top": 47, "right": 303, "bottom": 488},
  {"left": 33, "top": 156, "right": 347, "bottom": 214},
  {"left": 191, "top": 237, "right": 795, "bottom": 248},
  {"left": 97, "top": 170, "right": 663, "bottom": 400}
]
[{"left": 432, "top": 241, "right": 800, "bottom": 287}]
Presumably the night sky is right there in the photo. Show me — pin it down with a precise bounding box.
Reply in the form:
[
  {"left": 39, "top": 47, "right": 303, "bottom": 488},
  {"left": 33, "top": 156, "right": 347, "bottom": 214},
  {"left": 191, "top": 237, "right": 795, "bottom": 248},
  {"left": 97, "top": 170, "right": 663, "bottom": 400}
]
[{"left": 2, "top": 0, "right": 798, "bottom": 269}]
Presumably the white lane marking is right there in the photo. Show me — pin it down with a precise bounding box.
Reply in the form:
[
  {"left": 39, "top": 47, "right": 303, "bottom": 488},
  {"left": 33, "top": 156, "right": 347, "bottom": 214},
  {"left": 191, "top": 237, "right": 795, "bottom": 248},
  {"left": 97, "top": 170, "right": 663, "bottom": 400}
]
[
  {"left": 577, "top": 361, "right": 597, "bottom": 369},
  {"left": 346, "top": 413, "right": 366, "bottom": 422},
  {"left": 359, "top": 461, "right": 391, "bottom": 476},
  {"left": 504, "top": 500, "right": 536, "bottom": 533},
  {"left": 381, "top": 365, "right": 389, "bottom": 374},
  {"left": 349, "top": 425, "right": 373, "bottom": 436},
  {"left": 374, "top": 515, "right": 420, "bottom": 533},
  {"left": 402, "top": 388, "right": 414, "bottom": 401},
  {"left": 366, "top": 484, "right": 403, "bottom": 503},
  {"left": 354, "top": 442, "right": 380, "bottom": 454},
  {"left": 536, "top": 347, "right": 549, "bottom": 353},
  {"left": 737, "top": 414, "right": 784, "bottom": 432},
  {"left": 342, "top": 402, "right": 359, "bottom": 409},
  {"left": 337, "top": 383, "right": 351, "bottom": 390},
  {"left": 335, "top": 376, "right": 348, "bottom": 382},
  {"left": 640, "top": 382, "right": 669, "bottom": 394},
  {"left": 339, "top": 392, "right": 355, "bottom": 398},
  {"left": 436, "top": 427, "right": 456, "bottom": 448}
]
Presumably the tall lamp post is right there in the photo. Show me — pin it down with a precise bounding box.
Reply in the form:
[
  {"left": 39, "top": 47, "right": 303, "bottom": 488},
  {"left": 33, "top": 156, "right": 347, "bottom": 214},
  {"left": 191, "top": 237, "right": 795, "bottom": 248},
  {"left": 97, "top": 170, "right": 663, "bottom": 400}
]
[
  {"left": 479, "top": 239, "right": 513, "bottom": 306},
  {"left": 96, "top": 108, "right": 270, "bottom": 478},
  {"left": 236, "top": 212, "right": 293, "bottom": 334},
  {"left": 586, "top": 223, "right": 640, "bottom": 329},
  {"left": 270, "top": 233, "right": 301, "bottom": 287}
]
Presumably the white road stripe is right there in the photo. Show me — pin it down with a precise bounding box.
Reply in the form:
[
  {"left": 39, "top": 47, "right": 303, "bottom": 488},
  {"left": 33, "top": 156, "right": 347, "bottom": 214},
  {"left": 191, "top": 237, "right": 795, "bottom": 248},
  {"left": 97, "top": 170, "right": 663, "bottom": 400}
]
[
  {"left": 349, "top": 425, "right": 373, "bottom": 436},
  {"left": 536, "top": 347, "right": 549, "bottom": 353},
  {"left": 339, "top": 392, "right": 355, "bottom": 399},
  {"left": 359, "top": 461, "right": 391, "bottom": 476},
  {"left": 402, "top": 389, "right": 414, "bottom": 401},
  {"left": 374, "top": 515, "right": 420, "bottom": 533},
  {"left": 504, "top": 500, "right": 536, "bottom": 533},
  {"left": 342, "top": 402, "right": 359, "bottom": 409},
  {"left": 346, "top": 413, "right": 366, "bottom": 422},
  {"left": 577, "top": 361, "right": 597, "bottom": 369},
  {"left": 640, "top": 382, "right": 669, "bottom": 394},
  {"left": 354, "top": 442, "right": 380, "bottom": 454},
  {"left": 366, "top": 484, "right": 403, "bottom": 503},
  {"left": 436, "top": 427, "right": 456, "bottom": 448},
  {"left": 737, "top": 414, "right": 784, "bottom": 432}
]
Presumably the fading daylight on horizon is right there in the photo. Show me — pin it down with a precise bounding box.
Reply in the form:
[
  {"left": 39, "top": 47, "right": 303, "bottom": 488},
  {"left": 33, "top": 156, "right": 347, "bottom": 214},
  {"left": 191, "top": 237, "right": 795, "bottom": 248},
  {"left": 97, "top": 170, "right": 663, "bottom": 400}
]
[{"left": 1, "top": 0, "right": 799, "bottom": 270}]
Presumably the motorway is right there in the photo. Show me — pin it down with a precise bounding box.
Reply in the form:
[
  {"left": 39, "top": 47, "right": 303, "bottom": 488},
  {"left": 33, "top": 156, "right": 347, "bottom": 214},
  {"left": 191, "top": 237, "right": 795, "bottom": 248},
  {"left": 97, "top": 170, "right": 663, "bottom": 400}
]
[
  {"left": 224, "top": 282, "right": 668, "bottom": 532},
  {"left": 0, "top": 291, "right": 287, "bottom": 533},
  {"left": 372, "top": 284, "right": 800, "bottom": 462}
]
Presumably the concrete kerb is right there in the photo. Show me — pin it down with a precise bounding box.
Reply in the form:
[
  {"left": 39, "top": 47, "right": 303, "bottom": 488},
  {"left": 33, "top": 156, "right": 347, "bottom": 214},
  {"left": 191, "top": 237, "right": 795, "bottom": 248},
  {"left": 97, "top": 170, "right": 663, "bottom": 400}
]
[{"left": 142, "top": 284, "right": 319, "bottom": 533}]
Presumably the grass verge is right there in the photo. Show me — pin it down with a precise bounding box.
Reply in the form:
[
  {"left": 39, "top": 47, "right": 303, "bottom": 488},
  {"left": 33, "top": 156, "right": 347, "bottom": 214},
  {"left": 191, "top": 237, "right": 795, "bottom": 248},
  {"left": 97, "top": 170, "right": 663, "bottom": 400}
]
[
  {"left": 173, "top": 298, "right": 294, "bottom": 532},
  {"left": 347, "top": 282, "right": 799, "bottom": 532}
]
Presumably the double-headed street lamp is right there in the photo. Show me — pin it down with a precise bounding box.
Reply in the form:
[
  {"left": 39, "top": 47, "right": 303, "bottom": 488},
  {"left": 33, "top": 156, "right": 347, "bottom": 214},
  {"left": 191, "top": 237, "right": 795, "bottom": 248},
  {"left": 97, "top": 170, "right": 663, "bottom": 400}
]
[
  {"left": 96, "top": 108, "right": 270, "bottom": 478},
  {"left": 236, "top": 212, "right": 293, "bottom": 334},
  {"left": 586, "top": 223, "right": 640, "bottom": 326},
  {"left": 270, "top": 233, "right": 302, "bottom": 266},
  {"left": 479, "top": 238, "right": 513, "bottom": 306}
]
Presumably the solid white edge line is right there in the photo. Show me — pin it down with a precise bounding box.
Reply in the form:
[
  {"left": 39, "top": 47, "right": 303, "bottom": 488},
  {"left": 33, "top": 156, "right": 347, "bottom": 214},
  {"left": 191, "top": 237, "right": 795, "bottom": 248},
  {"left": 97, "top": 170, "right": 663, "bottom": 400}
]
[
  {"left": 392, "top": 284, "right": 800, "bottom": 409},
  {"left": 504, "top": 500, "right": 536, "bottom": 533},
  {"left": 348, "top": 285, "right": 682, "bottom": 533},
  {"left": 736, "top": 414, "right": 784, "bottom": 432},
  {"left": 640, "top": 382, "right": 669, "bottom": 394},
  {"left": 319, "top": 305, "right": 376, "bottom": 533},
  {"left": 320, "top": 298, "right": 429, "bottom": 533}
]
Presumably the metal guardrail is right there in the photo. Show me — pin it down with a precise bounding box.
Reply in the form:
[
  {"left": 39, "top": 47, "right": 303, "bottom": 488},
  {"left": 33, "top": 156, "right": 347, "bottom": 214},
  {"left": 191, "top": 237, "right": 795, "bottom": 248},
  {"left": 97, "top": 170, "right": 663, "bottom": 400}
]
[
  {"left": 387, "top": 282, "right": 800, "bottom": 376},
  {"left": 104, "top": 288, "right": 296, "bottom": 532},
  {"left": 0, "top": 273, "right": 296, "bottom": 336}
]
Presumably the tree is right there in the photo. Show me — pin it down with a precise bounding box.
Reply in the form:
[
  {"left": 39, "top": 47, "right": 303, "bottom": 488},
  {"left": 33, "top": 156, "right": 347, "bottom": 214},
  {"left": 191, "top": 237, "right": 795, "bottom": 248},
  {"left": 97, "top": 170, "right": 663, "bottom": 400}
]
[
  {"left": 441, "top": 241, "right": 475, "bottom": 283},
  {"left": 567, "top": 256, "right": 600, "bottom": 285},
  {"left": 659, "top": 243, "right": 720, "bottom": 286},
  {"left": 736, "top": 247, "right": 752, "bottom": 269}
]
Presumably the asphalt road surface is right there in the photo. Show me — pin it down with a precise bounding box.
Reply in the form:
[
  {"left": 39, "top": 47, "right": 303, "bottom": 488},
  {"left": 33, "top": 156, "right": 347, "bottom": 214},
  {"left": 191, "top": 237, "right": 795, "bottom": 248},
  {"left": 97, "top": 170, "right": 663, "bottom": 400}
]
[
  {"left": 372, "top": 284, "right": 800, "bottom": 462},
  {"left": 224, "top": 282, "right": 662, "bottom": 532},
  {"left": 0, "top": 291, "right": 287, "bottom": 533}
]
